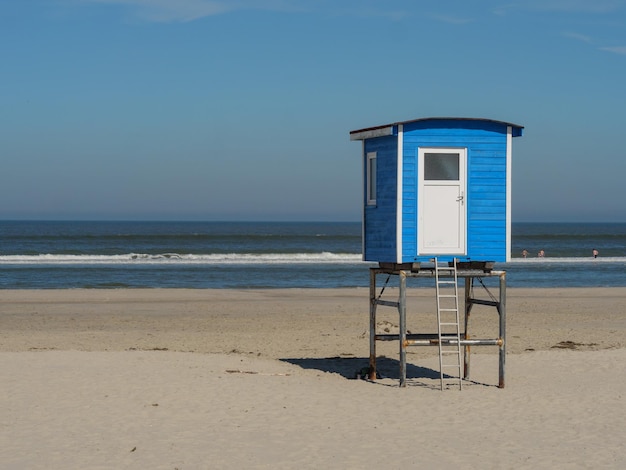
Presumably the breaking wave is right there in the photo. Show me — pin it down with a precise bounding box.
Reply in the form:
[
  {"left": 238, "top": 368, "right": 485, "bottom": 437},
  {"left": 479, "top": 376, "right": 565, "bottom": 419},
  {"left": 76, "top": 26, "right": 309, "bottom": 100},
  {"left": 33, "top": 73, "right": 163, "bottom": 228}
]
[{"left": 0, "top": 252, "right": 364, "bottom": 266}]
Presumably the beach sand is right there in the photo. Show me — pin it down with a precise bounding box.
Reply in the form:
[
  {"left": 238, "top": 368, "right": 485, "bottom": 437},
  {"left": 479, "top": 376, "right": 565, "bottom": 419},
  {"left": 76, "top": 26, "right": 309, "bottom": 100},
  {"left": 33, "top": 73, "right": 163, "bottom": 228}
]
[{"left": 1, "top": 288, "right": 624, "bottom": 469}]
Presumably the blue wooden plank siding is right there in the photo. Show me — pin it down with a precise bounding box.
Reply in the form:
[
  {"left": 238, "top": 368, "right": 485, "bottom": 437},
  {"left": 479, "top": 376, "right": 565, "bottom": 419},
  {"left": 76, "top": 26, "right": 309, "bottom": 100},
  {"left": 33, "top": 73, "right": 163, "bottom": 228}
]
[
  {"left": 351, "top": 117, "right": 523, "bottom": 263},
  {"left": 363, "top": 135, "right": 398, "bottom": 261},
  {"left": 401, "top": 119, "right": 511, "bottom": 262}
]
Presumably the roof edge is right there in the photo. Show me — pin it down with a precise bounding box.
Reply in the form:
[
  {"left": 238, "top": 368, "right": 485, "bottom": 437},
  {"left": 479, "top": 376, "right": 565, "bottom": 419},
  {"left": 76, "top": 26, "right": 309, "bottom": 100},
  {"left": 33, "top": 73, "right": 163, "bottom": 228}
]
[{"left": 349, "top": 117, "right": 524, "bottom": 140}]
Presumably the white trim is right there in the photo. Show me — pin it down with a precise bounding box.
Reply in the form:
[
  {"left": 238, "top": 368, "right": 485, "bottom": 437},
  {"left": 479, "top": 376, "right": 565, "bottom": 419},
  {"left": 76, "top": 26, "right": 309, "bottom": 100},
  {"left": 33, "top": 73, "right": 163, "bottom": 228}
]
[
  {"left": 350, "top": 126, "right": 393, "bottom": 141},
  {"left": 396, "top": 125, "right": 403, "bottom": 262},
  {"left": 506, "top": 126, "right": 513, "bottom": 262},
  {"left": 361, "top": 141, "right": 365, "bottom": 261}
]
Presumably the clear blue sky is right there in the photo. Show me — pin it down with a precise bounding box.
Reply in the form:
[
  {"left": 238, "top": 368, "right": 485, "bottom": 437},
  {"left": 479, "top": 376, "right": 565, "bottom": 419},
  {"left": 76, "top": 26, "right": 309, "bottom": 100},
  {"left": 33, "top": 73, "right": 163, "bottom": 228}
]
[{"left": 2, "top": 0, "right": 626, "bottom": 222}]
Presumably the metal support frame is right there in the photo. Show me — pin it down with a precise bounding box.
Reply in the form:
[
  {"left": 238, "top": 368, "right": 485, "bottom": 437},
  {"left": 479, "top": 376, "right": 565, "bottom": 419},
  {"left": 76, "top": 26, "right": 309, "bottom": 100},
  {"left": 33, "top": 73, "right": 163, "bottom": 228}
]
[{"left": 368, "top": 266, "right": 506, "bottom": 388}]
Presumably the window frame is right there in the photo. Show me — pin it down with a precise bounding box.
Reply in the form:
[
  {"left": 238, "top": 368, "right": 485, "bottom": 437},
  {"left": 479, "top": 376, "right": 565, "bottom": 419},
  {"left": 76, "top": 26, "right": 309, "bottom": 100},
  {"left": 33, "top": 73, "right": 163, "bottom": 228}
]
[{"left": 366, "top": 151, "right": 377, "bottom": 205}]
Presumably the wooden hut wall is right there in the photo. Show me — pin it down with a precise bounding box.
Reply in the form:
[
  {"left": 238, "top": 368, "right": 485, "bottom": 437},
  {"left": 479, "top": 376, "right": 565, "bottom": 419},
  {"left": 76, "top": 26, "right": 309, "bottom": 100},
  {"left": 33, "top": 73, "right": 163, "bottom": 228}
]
[
  {"left": 401, "top": 119, "right": 510, "bottom": 262},
  {"left": 363, "top": 134, "right": 398, "bottom": 262}
]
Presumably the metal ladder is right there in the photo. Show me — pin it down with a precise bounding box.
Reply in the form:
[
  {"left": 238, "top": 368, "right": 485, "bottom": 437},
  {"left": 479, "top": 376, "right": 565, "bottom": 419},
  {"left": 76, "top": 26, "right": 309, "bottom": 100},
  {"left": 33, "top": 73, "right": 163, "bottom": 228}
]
[{"left": 434, "top": 258, "right": 463, "bottom": 390}]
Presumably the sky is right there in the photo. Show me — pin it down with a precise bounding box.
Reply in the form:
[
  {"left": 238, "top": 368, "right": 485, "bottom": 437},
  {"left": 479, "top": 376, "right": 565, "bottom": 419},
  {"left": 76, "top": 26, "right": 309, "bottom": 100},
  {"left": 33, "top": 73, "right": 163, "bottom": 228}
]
[{"left": 2, "top": 0, "right": 626, "bottom": 222}]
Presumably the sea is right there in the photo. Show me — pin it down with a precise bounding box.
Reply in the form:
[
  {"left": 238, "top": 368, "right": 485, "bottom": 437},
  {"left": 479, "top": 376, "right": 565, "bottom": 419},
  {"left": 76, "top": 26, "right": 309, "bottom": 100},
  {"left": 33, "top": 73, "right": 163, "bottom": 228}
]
[{"left": 1, "top": 221, "right": 626, "bottom": 289}]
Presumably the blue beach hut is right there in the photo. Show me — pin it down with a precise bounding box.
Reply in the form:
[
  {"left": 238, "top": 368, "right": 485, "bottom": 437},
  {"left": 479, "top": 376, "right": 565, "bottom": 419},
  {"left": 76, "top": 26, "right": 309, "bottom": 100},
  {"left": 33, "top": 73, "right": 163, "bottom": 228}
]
[{"left": 350, "top": 117, "right": 524, "bottom": 264}]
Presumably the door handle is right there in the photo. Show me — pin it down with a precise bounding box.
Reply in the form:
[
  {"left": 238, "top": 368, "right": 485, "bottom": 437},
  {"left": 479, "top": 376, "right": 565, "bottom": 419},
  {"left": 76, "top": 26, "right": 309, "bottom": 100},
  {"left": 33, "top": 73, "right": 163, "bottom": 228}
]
[{"left": 456, "top": 193, "right": 464, "bottom": 205}]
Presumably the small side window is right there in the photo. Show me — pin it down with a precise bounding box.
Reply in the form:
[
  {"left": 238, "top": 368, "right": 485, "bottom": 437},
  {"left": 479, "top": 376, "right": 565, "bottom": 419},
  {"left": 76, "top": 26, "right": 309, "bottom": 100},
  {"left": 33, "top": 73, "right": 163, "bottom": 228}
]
[{"left": 367, "top": 152, "right": 377, "bottom": 205}]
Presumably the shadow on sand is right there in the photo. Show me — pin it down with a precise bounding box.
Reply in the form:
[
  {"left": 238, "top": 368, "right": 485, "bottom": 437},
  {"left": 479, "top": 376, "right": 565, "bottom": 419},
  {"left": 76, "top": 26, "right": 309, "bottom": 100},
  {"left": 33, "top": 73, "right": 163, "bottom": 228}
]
[{"left": 280, "top": 356, "right": 440, "bottom": 382}]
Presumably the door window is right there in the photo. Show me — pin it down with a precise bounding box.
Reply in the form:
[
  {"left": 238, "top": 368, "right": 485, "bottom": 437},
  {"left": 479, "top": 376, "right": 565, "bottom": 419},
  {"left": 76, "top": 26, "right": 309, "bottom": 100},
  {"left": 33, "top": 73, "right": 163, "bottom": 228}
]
[{"left": 424, "top": 153, "right": 459, "bottom": 180}]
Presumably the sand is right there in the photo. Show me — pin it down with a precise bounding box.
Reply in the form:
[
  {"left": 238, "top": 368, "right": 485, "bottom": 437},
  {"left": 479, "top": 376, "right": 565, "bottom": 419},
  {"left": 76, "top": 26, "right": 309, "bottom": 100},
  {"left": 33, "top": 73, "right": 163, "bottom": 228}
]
[{"left": 1, "top": 288, "right": 625, "bottom": 469}]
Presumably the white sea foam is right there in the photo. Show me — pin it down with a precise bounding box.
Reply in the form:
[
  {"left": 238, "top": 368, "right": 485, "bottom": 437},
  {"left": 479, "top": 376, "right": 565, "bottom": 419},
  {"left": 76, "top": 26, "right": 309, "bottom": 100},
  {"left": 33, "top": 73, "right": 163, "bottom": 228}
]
[
  {"left": 0, "top": 252, "right": 364, "bottom": 266},
  {"left": 505, "top": 256, "right": 626, "bottom": 264},
  {"left": 1, "top": 253, "right": 625, "bottom": 266}
]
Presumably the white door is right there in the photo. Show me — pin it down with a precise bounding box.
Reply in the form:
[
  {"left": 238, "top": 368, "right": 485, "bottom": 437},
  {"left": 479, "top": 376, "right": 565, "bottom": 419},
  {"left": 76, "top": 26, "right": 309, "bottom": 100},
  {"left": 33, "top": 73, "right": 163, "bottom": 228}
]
[{"left": 418, "top": 148, "right": 467, "bottom": 255}]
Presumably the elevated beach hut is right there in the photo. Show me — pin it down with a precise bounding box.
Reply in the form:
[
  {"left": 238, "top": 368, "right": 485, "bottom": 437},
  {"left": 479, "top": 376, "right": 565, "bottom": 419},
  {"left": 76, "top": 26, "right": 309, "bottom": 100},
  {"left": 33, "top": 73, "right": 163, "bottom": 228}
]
[{"left": 350, "top": 117, "right": 524, "bottom": 265}]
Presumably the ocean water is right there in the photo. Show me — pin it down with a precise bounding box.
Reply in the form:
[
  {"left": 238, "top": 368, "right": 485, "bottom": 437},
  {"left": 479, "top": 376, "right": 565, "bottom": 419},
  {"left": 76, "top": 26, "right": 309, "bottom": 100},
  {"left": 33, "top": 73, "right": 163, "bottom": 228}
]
[{"left": 1, "top": 221, "right": 625, "bottom": 289}]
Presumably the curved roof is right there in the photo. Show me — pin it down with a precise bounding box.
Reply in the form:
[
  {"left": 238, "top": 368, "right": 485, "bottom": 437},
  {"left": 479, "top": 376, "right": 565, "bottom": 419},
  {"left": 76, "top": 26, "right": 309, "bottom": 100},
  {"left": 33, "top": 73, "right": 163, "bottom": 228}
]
[{"left": 350, "top": 117, "right": 524, "bottom": 141}]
